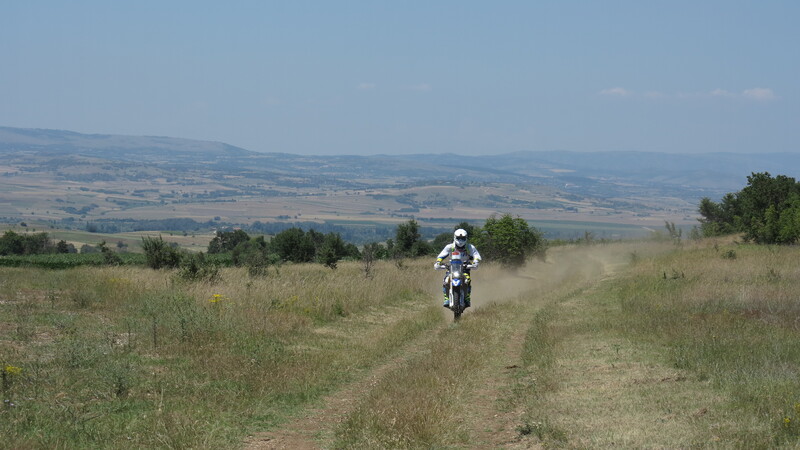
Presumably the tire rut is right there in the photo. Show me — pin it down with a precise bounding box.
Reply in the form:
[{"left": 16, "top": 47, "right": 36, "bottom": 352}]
[
  {"left": 461, "top": 249, "right": 629, "bottom": 448},
  {"left": 243, "top": 315, "right": 443, "bottom": 449},
  {"left": 244, "top": 246, "right": 638, "bottom": 449}
]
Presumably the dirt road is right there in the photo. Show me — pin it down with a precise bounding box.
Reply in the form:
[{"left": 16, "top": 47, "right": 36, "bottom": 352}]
[{"left": 244, "top": 245, "right": 645, "bottom": 448}]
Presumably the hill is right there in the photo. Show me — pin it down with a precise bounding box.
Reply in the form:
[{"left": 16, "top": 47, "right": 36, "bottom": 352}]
[{"left": 1, "top": 126, "right": 797, "bottom": 240}]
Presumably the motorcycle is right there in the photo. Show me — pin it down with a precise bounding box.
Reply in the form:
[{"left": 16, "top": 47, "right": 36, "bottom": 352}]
[{"left": 436, "top": 259, "right": 477, "bottom": 321}]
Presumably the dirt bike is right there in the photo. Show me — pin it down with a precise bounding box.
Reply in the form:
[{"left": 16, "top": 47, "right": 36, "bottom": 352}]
[{"left": 436, "top": 260, "right": 476, "bottom": 321}]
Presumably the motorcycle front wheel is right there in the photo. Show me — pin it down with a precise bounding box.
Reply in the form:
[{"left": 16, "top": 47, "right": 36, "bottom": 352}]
[{"left": 451, "top": 288, "right": 464, "bottom": 321}]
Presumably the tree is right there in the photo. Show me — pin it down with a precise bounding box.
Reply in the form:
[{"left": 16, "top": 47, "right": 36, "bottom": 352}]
[
  {"left": 98, "top": 240, "right": 122, "bottom": 266},
  {"left": 344, "top": 242, "right": 361, "bottom": 259},
  {"left": 454, "top": 221, "right": 479, "bottom": 240},
  {"left": 697, "top": 172, "right": 800, "bottom": 244},
  {"left": 141, "top": 235, "right": 183, "bottom": 269},
  {"left": 178, "top": 252, "right": 220, "bottom": 282},
  {"left": 479, "top": 214, "right": 545, "bottom": 267},
  {"left": 394, "top": 220, "right": 420, "bottom": 256},
  {"left": 271, "top": 227, "right": 315, "bottom": 263},
  {"left": 80, "top": 244, "right": 99, "bottom": 254},
  {"left": 0, "top": 231, "right": 24, "bottom": 255},
  {"left": 777, "top": 194, "right": 800, "bottom": 244},
  {"left": 208, "top": 229, "right": 250, "bottom": 253},
  {"left": 393, "top": 219, "right": 431, "bottom": 257},
  {"left": 431, "top": 232, "right": 452, "bottom": 253},
  {"left": 56, "top": 240, "right": 73, "bottom": 253},
  {"left": 307, "top": 229, "right": 325, "bottom": 251},
  {"left": 22, "top": 232, "right": 51, "bottom": 254},
  {"left": 232, "top": 236, "right": 271, "bottom": 276},
  {"left": 318, "top": 233, "right": 346, "bottom": 269},
  {"left": 0, "top": 231, "right": 54, "bottom": 255},
  {"left": 698, "top": 196, "right": 733, "bottom": 237}
]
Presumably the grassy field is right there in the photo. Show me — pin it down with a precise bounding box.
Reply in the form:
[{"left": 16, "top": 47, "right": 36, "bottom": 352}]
[
  {"left": 3, "top": 239, "right": 800, "bottom": 448},
  {"left": 508, "top": 239, "right": 800, "bottom": 448},
  {"left": 0, "top": 260, "right": 440, "bottom": 448},
  {"left": 0, "top": 225, "right": 215, "bottom": 253}
]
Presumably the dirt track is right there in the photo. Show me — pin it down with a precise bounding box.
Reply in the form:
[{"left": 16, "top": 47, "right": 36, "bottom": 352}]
[{"left": 244, "top": 245, "right": 636, "bottom": 449}]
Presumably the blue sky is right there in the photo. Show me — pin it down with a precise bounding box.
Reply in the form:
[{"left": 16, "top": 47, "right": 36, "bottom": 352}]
[{"left": 2, "top": 1, "right": 797, "bottom": 155}]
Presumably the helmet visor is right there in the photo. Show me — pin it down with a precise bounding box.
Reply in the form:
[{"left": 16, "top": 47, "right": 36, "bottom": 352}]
[{"left": 455, "top": 238, "right": 467, "bottom": 247}]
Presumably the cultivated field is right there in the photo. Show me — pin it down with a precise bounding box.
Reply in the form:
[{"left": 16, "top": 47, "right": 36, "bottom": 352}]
[
  {"left": 3, "top": 239, "right": 800, "bottom": 448},
  {"left": 0, "top": 169, "right": 694, "bottom": 234}
]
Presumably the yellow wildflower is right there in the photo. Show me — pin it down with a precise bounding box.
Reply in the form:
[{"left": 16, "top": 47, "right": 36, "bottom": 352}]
[{"left": 4, "top": 365, "right": 22, "bottom": 376}]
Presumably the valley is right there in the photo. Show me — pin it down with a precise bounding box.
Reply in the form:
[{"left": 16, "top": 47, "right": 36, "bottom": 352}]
[{"left": 2, "top": 126, "right": 797, "bottom": 243}]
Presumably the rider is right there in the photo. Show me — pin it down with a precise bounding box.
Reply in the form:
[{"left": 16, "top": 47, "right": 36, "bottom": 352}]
[{"left": 434, "top": 228, "right": 481, "bottom": 308}]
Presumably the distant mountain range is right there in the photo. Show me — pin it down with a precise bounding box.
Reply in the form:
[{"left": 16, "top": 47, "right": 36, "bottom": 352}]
[
  {"left": 1, "top": 125, "right": 798, "bottom": 239},
  {"left": 3, "top": 126, "right": 796, "bottom": 194}
]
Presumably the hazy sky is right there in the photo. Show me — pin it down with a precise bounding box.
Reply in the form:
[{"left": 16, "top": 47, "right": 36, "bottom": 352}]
[{"left": 2, "top": 1, "right": 798, "bottom": 155}]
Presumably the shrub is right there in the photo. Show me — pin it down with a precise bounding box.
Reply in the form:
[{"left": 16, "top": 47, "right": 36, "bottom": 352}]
[
  {"left": 208, "top": 229, "right": 250, "bottom": 254},
  {"left": 478, "top": 214, "right": 545, "bottom": 267},
  {"left": 178, "top": 252, "right": 219, "bottom": 282},
  {"left": 232, "top": 236, "right": 271, "bottom": 276},
  {"left": 98, "top": 241, "right": 122, "bottom": 266},
  {"left": 141, "top": 235, "right": 183, "bottom": 269},
  {"left": 271, "top": 228, "right": 315, "bottom": 263}
]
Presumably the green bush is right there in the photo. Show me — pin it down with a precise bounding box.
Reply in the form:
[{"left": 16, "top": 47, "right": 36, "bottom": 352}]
[
  {"left": 141, "top": 235, "right": 183, "bottom": 269},
  {"left": 698, "top": 172, "right": 800, "bottom": 244},
  {"left": 478, "top": 214, "right": 545, "bottom": 267},
  {"left": 178, "top": 252, "right": 220, "bottom": 282}
]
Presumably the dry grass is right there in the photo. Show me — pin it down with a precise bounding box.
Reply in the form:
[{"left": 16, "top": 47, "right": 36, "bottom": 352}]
[
  {"left": 0, "top": 259, "right": 441, "bottom": 448},
  {"left": 510, "top": 239, "right": 800, "bottom": 448},
  {"left": 331, "top": 243, "right": 651, "bottom": 448},
  {"left": 6, "top": 239, "right": 800, "bottom": 448}
]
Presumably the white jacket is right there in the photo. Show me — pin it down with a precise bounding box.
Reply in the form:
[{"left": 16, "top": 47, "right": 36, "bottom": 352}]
[{"left": 436, "top": 243, "right": 481, "bottom": 265}]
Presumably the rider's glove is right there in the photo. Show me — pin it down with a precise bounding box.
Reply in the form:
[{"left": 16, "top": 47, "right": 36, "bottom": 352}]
[{"left": 434, "top": 262, "right": 443, "bottom": 269}]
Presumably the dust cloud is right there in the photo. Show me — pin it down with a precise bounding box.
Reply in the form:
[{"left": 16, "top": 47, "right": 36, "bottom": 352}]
[{"left": 462, "top": 243, "right": 652, "bottom": 309}]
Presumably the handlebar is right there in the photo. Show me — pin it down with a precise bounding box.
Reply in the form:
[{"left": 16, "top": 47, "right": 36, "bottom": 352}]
[{"left": 435, "top": 263, "right": 478, "bottom": 270}]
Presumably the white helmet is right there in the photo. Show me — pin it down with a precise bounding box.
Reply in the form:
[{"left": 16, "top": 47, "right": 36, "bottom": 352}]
[{"left": 454, "top": 228, "right": 468, "bottom": 249}]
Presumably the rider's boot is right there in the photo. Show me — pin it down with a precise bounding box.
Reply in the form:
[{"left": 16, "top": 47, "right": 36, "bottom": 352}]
[
  {"left": 465, "top": 288, "right": 471, "bottom": 308},
  {"left": 442, "top": 288, "right": 450, "bottom": 308}
]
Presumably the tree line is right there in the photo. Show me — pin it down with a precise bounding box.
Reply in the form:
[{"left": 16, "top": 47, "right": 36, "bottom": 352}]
[
  {"left": 144, "top": 213, "right": 545, "bottom": 276},
  {"left": 698, "top": 172, "right": 800, "bottom": 244},
  {"left": 0, "top": 230, "right": 74, "bottom": 256},
  {"left": 2, "top": 212, "right": 546, "bottom": 275},
  {"left": 382, "top": 214, "right": 545, "bottom": 267},
  {"left": 207, "top": 228, "right": 360, "bottom": 270}
]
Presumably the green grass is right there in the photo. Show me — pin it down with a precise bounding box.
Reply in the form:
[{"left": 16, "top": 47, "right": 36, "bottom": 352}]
[{"left": 0, "top": 253, "right": 144, "bottom": 269}]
